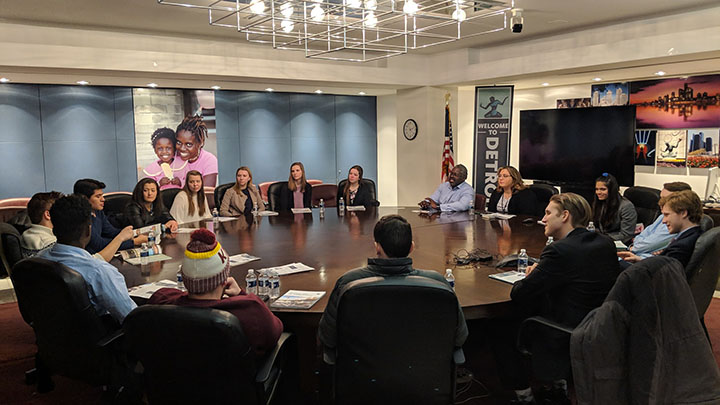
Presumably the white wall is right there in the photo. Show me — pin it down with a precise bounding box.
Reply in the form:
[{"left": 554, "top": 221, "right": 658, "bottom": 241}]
[{"left": 377, "top": 94, "right": 398, "bottom": 206}]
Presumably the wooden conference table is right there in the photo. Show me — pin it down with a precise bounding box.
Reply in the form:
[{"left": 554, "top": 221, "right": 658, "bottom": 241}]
[
  {"left": 115, "top": 207, "right": 548, "bottom": 400},
  {"left": 117, "top": 206, "right": 548, "bottom": 321}
]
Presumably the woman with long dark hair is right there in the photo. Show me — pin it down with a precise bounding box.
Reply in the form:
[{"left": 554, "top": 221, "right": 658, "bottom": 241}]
[
  {"left": 170, "top": 170, "right": 211, "bottom": 224},
  {"left": 278, "top": 162, "right": 312, "bottom": 211},
  {"left": 592, "top": 173, "right": 636, "bottom": 243},
  {"left": 125, "top": 178, "right": 178, "bottom": 231},
  {"left": 337, "top": 165, "right": 376, "bottom": 207}
]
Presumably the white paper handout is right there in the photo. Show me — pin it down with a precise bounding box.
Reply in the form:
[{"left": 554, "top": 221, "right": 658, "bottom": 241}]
[
  {"left": 291, "top": 208, "right": 312, "bottom": 214},
  {"left": 270, "top": 290, "right": 326, "bottom": 309},
  {"left": 489, "top": 271, "right": 526, "bottom": 285},
  {"left": 128, "top": 279, "right": 178, "bottom": 299},
  {"left": 345, "top": 206, "right": 366, "bottom": 212},
  {"left": 260, "top": 262, "right": 314, "bottom": 276},
  {"left": 481, "top": 213, "right": 516, "bottom": 220},
  {"left": 229, "top": 253, "right": 261, "bottom": 267},
  {"left": 257, "top": 211, "right": 279, "bottom": 216}
]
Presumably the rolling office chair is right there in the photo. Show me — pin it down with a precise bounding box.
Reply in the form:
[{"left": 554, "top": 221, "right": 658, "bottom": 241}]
[
  {"left": 685, "top": 227, "right": 720, "bottom": 342},
  {"left": 311, "top": 184, "right": 338, "bottom": 207},
  {"left": 528, "top": 184, "right": 558, "bottom": 217},
  {"left": 326, "top": 276, "right": 465, "bottom": 405},
  {"left": 623, "top": 186, "right": 661, "bottom": 227},
  {"left": 474, "top": 194, "right": 487, "bottom": 212},
  {"left": 267, "top": 182, "right": 287, "bottom": 212},
  {"left": 258, "top": 181, "right": 276, "bottom": 204},
  {"left": 213, "top": 182, "right": 234, "bottom": 210},
  {"left": 124, "top": 305, "right": 294, "bottom": 405},
  {"left": 336, "top": 178, "right": 380, "bottom": 206},
  {"left": 103, "top": 191, "right": 132, "bottom": 228},
  {"left": 161, "top": 187, "right": 181, "bottom": 210},
  {"left": 12, "top": 258, "right": 129, "bottom": 394},
  {"left": 0, "top": 223, "right": 23, "bottom": 278}
]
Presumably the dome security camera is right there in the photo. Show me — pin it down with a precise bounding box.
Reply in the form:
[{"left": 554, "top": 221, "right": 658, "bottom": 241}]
[{"left": 510, "top": 8, "right": 523, "bottom": 33}]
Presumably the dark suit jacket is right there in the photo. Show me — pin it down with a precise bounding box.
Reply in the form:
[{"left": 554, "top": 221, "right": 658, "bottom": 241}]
[
  {"left": 278, "top": 183, "right": 313, "bottom": 211},
  {"left": 511, "top": 228, "right": 619, "bottom": 327},
  {"left": 660, "top": 225, "right": 702, "bottom": 268},
  {"left": 123, "top": 201, "right": 174, "bottom": 229},
  {"left": 487, "top": 188, "right": 538, "bottom": 216},
  {"left": 336, "top": 182, "right": 375, "bottom": 207}
]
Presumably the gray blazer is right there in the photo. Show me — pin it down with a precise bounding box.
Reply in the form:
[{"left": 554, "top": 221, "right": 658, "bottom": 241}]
[{"left": 600, "top": 197, "right": 637, "bottom": 244}]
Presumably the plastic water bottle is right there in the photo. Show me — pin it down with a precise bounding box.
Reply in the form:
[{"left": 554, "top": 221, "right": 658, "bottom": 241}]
[
  {"left": 444, "top": 269, "right": 455, "bottom": 290},
  {"left": 258, "top": 270, "right": 268, "bottom": 296},
  {"left": 338, "top": 197, "right": 345, "bottom": 216},
  {"left": 245, "top": 269, "right": 257, "bottom": 295},
  {"left": 518, "top": 249, "right": 529, "bottom": 274},
  {"left": 253, "top": 202, "right": 258, "bottom": 216},
  {"left": 469, "top": 199, "right": 475, "bottom": 218},
  {"left": 140, "top": 242, "right": 149, "bottom": 265},
  {"left": 212, "top": 208, "right": 219, "bottom": 223},
  {"left": 319, "top": 199, "right": 325, "bottom": 218},
  {"left": 587, "top": 221, "right": 595, "bottom": 232},
  {"left": 176, "top": 265, "right": 185, "bottom": 291},
  {"left": 148, "top": 229, "right": 156, "bottom": 248},
  {"left": 270, "top": 270, "right": 280, "bottom": 299},
  {"left": 546, "top": 236, "right": 554, "bottom": 246}
]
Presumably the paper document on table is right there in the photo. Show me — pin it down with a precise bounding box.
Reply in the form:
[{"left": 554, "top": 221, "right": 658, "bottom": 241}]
[
  {"left": 125, "top": 254, "right": 172, "bottom": 266},
  {"left": 291, "top": 208, "right": 312, "bottom": 214},
  {"left": 270, "top": 290, "right": 326, "bottom": 309},
  {"left": 614, "top": 240, "right": 628, "bottom": 250},
  {"left": 229, "top": 253, "right": 261, "bottom": 267},
  {"left": 260, "top": 262, "right": 314, "bottom": 276},
  {"left": 489, "top": 271, "right": 526, "bottom": 285},
  {"left": 128, "top": 279, "right": 178, "bottom": 299},
  {"left": 175, "top": 228, "right": 198, "bottom": 234},
  {"left": 481, "top": 213, "right": 516, "bottom": 220},
  {"left": 412, "top": 210, "right": 432, "bottom": 214},
  {"left": 204, "top": 216, "right": 238, "bottom": 223},
  {"left": 258, "top": 211, "right": 279, "bottom": 216},
  {"left": 137, "top": 223, "right": 162, "bottom": 235},
  {"left": 346, "top": 206, "right": 366, "bottom": 212}
]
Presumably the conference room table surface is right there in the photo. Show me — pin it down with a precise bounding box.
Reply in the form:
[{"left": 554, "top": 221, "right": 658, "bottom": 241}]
[{"left": 117, "top": 206, "right": 549, "bottom": 321}]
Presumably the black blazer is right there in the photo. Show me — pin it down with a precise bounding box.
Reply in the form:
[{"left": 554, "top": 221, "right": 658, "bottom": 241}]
[
  {"left": 510, "top": 228, "right": 619, "bottom": 327},
  {"left": 660, "top": 226, "right": 702, "bottom": 268},
  {"left": 278, "top": 183, "right": 313, "bottom": 211},
  {"left": 123, "top": 201, "right": 174, "bottom": 229},
  {"left": 487, "top": 188, "right": 538, "bottom": 216},
  {"left": 336, "top": 182, "right": 374, "bottom": 207}
]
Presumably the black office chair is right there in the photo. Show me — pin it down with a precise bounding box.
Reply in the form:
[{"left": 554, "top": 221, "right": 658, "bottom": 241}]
[
  {"left": 337, "top": 178, "right": 379, "bottom": 206},
  {"left": 685, "top": 227, "right": 720, "bottom": 341},
  {"left": 267, "top": 182, "right": 288, "bottom": 212},
  {"left": 312, "top": 184, "right": 338, "bottom": 207},
  {"left": 103, "top": 192, "right": 132, "bottom": 228},
  {"left": 161, "top": 188, "right": 181, "bottom": 210},
  {"left": 213, "top": 182, "right": 234, "bottom": 210},
  {"left": 474, "top": 193, "right": 487, "bottom": 212},
  {"left": 623, "top": 186, "right": 661, "bottom": 227},
  {"left": 123, "top": 305, "right": 294, "bottom": 405},
  {"left": 326, "top": 276, "right": 465, "bottom": 405},
  {"left": 700, "top": 214, "right": 715, "bottom": 232},
  {"left": 0, "top": 223, "right": 23, "bottom": 278},
  {"left": 528, "top": 184, "right": 558, "bottom": 217},
  {"left": 12, "top": 258, "right": 129, "bottom": 393}
]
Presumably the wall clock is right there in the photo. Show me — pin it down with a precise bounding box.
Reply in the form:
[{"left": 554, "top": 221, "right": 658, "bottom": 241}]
[{"left": 403, "top": 118, "right": 418, "bottom": 141}]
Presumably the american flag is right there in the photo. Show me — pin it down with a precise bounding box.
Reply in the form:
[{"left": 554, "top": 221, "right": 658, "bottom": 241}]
[{"left": 441, "top": 103, "right": 455, "bottom": 182}]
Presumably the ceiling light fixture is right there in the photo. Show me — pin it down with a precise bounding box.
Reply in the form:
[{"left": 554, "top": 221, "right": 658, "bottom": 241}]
[
  {"left": 147, "top": 83, "right": 158, "bottom": 88},
  {"left": 0, "top": 77, "right": 10, "bottom": 83},
  {"left": 358, "top": 91, "right": 366, "bottom": 95},
  {"left": 76, "top": 80, "right": 89, "bottom": 85},
  {"left": 211, "top": 85, "right": 221, "bottom": 90},
  {"left": 265, "top": 88, "right": 274, "bottom": 92},
  {"left": 157, "top": 0, "right": 509, "bottom": 62},
  {"left": 654, "top": 71, "right": 666, "bottom": 76},
  {"left": 314, "top": 89, "right": 323, "bottom": 94},
  {"left": 541, "top": 82, "right": 549, "bottom": 86},
  {"left": 593, "top": 77, "right": 602, "bottom": 82}
]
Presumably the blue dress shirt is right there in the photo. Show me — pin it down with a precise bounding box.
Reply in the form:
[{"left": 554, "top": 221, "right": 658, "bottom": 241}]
[
  {"left": 429, "top": 181, "right": 474, "bottom": 212},
  {"left": 40, "top": 243, "right": 137, "bottom": 322},
  {"left": 631, "top": 214, "right": 675, "bottom": 258}
]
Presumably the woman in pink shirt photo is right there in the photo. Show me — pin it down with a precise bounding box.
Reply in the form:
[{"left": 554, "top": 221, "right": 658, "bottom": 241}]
[{"left": 174, "top": 115, "right": 219, "bottom": 187}]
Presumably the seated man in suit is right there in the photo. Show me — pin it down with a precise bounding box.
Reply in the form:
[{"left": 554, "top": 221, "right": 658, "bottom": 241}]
[
  {"left": 492, "top": 193, "right": 618, "bottom": 404},
  {"left": 618, "top": 189, "right": 703, "bottom": 269},
  {"left": 149, "top": 229, "right": 283, "bottom": 357},
  {"left": 39, "top": 195, "right": 137, "bottom": 324},
  {"left": 318, "top": 214, "right": 468, "bottom": 354},
  {"left": 418, "top": 164, "right": 474, "bottom": 212},
  {"left": 626, "top": 182, "right": 691, "bottom": 259},
  {"left": 21, "top": 191, "right": 133, "bottom": 262},
  {"left": 73, "top": 178, "right": 146, "bottom": 258}
]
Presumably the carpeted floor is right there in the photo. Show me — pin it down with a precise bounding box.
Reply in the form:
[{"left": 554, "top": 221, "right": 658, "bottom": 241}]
[{"left": 1, "top": 299, "right": 719, "bottom": 404}]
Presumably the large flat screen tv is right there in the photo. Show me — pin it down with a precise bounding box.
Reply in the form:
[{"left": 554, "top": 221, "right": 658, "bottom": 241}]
[{"left": 519, "top": 106, "right": 636, "bottom": 186}]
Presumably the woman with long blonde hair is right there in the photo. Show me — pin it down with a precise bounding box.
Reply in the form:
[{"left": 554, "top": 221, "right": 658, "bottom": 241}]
[
  {"left": 278, "top": 162, "right": 312, "bottom": 211},
  {"left": 170, "top": 170, "right": 212, "bottom": 224},
  {"left": 219, "top": 166, "right": 265, "bottom": 216}
]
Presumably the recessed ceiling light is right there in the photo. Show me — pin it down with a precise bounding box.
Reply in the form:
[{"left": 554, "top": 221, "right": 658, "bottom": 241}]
[
  {"left": 76, "top": 80, "right": 89, "bottom": 85},
  {"left": 541, "top": 82, "right": 550, "bottom": 86},
  {"left": 654, "top": 71, "right": 666, "bottom": 76},
  {"left": 147, "top": 83, "right": 158, "bottom": 88},
  {"left": 265, "top": 88, "right": 274, "bottom": 92},
  {"left": 211, "top": 85, "right": 221, "bottom": 90},
  {"left": 358, "top": 91, "right": 366, "bottom": 95},
  {"left": 152, "top": 61, "right": 158, "bottom": 67},
  {"left": 314, "top": 89, "right": 323, "bottom": 94},
  {"left": 0, "top": 77, "right": 9, "bottom": 83},
  {"left": 592, "top": 77, "right": 602, "bottom": 82}
]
